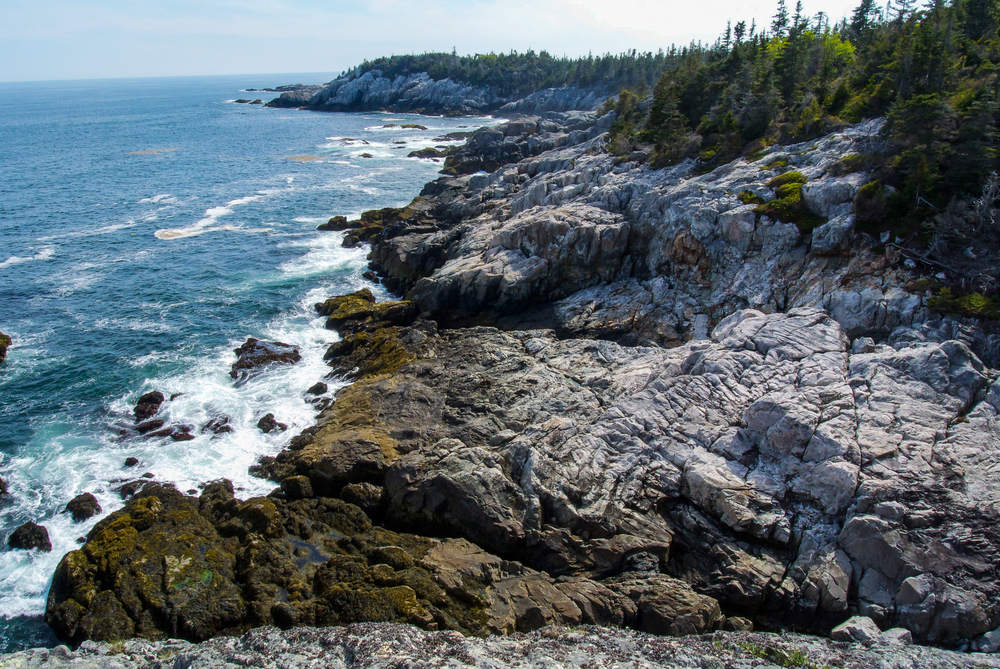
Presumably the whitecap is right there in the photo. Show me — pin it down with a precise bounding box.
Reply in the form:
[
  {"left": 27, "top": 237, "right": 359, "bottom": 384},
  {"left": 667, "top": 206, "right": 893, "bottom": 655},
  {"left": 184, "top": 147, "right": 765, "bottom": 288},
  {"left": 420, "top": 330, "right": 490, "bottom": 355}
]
[
  {"left": 139, "top": 194, "right": 175, "bottom": 204},
  {"left": 0, "top": 248, "right": 54, "bottom": 270}
]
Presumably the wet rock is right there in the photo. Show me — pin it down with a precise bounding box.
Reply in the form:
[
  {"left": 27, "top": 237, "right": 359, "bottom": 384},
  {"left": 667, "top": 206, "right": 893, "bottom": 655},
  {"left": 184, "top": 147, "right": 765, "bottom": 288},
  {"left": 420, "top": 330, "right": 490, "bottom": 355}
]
[
  {"left": 362, "top": 270, "right": 380, "bottom": 284},
  {"left": 831, "top": 616, "right": 882, "bottom": 643},
  {"left": 145, "top": 428, "right": 174, "bottom": 439},
  {"left": 65, "top": 493, "right": 102, "bottom": 523},
  {"left": 0, "top": 476, "right": 7, "bottom": 496},
  {"left": 8, "top": 521, "right": 52, "bottom": 551},
  {"left": 135, "top": 419, "right": 165, "bottom": 435},
  {"left": 133, "top": 391, "right": 165, "bottom": 422},
  {"left": 114, "top": 481, "right": 144, "bottom": 499},
  {"left": 316, "top": 290, "right": 417, "bottom": 336},
  {"left": 279, "top": 476, "right": 313, "bottom": 499},
  {"left": 203, "top": 416, "right": 232, "bottom": 434},
  {"left": 305, "top": 382, "right": 328, "bottom": 396},
  {"left": 316, "top": 215, "right": 350, "bottom": 231},
  {"left": 230, "top": 338, "right": 301, "bottom": 382},
  {"left": 123, "top": 457, "right": 139, "bottom": 468},
  {"left": 408, "top": 147, "right": 448, "bottom": 159},
  {"left": 339, "top": 482, "right": 386, "bottom": 518},
  {"left": 257, "top": 414, "right": 287, "bottom": 434},
  {"left": 0, "top": 331, "right": 11, "bottom": 360}
]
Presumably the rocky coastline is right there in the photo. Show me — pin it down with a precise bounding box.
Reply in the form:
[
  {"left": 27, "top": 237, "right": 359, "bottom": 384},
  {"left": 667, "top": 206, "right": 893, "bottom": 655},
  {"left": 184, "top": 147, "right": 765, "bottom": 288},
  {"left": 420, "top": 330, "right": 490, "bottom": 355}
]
[
  {"left": 264, "top": 72, "right": 606, "bottom": 117},
  {"left": 11, "top": 104, "right": 1000, "bottom": 665}
]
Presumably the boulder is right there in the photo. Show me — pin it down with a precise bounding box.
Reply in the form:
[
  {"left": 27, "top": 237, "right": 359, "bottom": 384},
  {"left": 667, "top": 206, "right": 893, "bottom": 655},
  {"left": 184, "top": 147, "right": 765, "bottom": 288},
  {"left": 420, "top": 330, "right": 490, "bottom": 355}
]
[
  {"left": 8, "top": 521, "right": 52, "bottom": 551},
  {"left": 831, "top": 616, "right": 882, "bottom": 643},
  {"left": 133, "top": 391, "right": 165, "bottom": 422},
  {"left": 257, "top": 414, "right": 287, "bottom": 434},
  {"left": 810, "top": 213, "right": 854, "bottom": 255},
  {"left": 317, "top": 216, "right": 350, "bottom": 231},
  {"left": 0, "top": 476, "right": 7, "bottom": 496},
  {"left": 306, "top": 382, "right": 328, "bottom": 396},
  {"left": 123, "top": 457, "right": 139, "bottom": 468},
  {"left": 65, "top": 493, "right": 102, "bottom": 523},
  {"left": 230, "top": 338, "right": 301, "bottom": 382},
  {"left": 0, "top": 330, "right": 11, "bottom": 360}
]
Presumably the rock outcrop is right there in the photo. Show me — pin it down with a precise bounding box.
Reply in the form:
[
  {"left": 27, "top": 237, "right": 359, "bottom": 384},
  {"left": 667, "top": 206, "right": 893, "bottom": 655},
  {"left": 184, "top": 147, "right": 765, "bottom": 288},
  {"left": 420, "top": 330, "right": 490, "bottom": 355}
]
[
  {"left": 44, "top": 101, "right": 1000, "bottom": 653},
  {"left": 266, "top": 71, "right": 607, "bottom": 116},
  {"left": 257, "top": 111, "right": 999, "bottom": 647},
  {"left": 6, "top": 624, "right": 998, "bottom": 669},
  {"left": 0, "top": 330, "right": 11, "bottom": 360},
  {"left": 44, "top": 482, "right": 720, "bottom": 645}
]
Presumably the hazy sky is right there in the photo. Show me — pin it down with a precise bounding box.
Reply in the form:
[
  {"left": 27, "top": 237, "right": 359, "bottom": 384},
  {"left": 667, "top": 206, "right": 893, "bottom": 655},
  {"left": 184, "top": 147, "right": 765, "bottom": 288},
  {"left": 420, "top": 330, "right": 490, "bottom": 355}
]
[{"left": 0, "top": 0, "right": 864, "bottom": 83}]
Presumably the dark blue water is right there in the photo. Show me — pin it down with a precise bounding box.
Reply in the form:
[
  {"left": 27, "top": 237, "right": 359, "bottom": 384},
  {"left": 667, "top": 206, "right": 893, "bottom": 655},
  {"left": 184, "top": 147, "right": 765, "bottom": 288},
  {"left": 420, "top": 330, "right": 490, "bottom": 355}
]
[{"left": 0, "top": 74, "right": 496, "bottom": 652}]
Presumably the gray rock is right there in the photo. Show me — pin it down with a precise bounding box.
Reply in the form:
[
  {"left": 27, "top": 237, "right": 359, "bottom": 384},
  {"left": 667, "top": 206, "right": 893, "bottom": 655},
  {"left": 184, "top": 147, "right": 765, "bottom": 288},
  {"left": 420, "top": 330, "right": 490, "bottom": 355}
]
[
  {"left": 831, "top": 615, "right": 883, "bottom": 643},
  {"left": 2, "top": 624, "right": 997, "bottom": 668},
  {"left": 811, "top": 213, "right": 854, "bottom": 255},
  {"left": 879, "top": 628, "right": 913, "bottom": 645}
]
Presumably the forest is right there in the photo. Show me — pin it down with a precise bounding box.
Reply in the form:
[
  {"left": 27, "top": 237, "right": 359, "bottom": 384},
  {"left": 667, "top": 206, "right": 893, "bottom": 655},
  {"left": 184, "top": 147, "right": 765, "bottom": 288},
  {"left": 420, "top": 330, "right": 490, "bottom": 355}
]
[{"left": 346, "top": 0, "right": 999, "bottom": 313}]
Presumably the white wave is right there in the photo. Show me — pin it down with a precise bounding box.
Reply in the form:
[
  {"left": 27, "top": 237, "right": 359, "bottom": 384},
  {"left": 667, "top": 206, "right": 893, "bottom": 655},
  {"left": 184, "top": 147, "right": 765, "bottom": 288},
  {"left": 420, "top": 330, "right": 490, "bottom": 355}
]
[
  {"left": 139, "top": 194, "right": 175, "bottom": 204},
  {"left": 93, "top": 317, "right": 177, "bottom": 334},
  {"left": 0, "top": 248, "right": 54, "bottom": 270},
  {"left": 0, "top": 233, "right": 373, "bottom": 620},
  {"left": 36, "top": 221, "right": 137, "bottom": 242}
]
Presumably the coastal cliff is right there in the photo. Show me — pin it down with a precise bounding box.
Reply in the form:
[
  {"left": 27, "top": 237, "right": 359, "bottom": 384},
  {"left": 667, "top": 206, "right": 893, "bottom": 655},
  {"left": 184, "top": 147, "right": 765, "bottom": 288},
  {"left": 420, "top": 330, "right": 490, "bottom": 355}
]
[
  {"left": 266, "top": 72, "right": 606, "bottom": 116},
  {"left": 41, "top": 108, "right": 1000, "bottom": 659}
]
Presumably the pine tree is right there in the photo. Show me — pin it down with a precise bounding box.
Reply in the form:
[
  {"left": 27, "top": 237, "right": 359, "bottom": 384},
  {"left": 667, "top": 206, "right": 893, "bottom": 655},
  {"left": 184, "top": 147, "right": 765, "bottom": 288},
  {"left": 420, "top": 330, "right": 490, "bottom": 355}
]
[
  {"left": 850, "top": 0, "right": 880, "bottom": 41},
  {"left": 772, "top": 0, "right": 790, "bottom": 38}
]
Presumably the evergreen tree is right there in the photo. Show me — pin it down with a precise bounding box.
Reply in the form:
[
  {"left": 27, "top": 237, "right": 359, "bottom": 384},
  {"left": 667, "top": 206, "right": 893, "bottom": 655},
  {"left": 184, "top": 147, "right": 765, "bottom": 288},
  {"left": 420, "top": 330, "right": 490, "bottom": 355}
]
[{"left": 772, "top": 0, "right": 791, "bottom": 38}]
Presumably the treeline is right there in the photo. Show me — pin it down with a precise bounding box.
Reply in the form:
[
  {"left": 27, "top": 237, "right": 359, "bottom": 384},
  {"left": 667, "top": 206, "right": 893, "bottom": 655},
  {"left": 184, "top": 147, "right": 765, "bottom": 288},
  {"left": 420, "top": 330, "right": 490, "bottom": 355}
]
[
  {"left": 346, "top": 50, "right": 678, "bottom": 98},
  {"left": 605, "top": 0, "right": 999, "bottom": 307}
]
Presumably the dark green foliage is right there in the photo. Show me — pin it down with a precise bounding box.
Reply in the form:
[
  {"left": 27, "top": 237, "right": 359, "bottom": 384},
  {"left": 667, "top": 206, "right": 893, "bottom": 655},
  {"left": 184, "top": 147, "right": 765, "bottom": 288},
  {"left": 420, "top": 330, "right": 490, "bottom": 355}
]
[
  {"left": 753, "top": 174, "right": 826, "bottom": 232},
  {"left": 348, "top": 50, "right": 673, "bottom": 101},
  {"left": 853, "top": 180, "right": 889, "bottom": 232},
  {"left": 927, "top": 288, "right": 1000, "bottom": 318}
]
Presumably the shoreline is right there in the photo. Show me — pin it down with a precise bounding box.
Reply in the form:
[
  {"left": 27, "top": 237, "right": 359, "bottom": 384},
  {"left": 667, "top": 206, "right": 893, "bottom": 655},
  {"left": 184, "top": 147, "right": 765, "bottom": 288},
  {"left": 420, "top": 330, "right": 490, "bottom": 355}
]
[{"left": 25, "top": 107, "right": 1000, "bottom": 658}]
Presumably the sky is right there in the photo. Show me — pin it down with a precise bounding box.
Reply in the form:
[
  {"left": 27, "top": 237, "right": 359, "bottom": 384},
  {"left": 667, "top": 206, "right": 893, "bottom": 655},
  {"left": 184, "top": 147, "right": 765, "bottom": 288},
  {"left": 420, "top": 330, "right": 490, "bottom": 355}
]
[{"left": 0, "top": 0, "right": 864, "bottom": 83}]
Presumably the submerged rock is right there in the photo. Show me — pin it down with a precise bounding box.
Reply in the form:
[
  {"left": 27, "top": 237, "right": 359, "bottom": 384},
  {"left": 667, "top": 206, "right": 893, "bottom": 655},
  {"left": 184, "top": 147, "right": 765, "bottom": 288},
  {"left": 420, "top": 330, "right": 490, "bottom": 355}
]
[
  {"left": 65, "top": 493, "right": 102, "bottom": 523},
  {"left": 230, "top": 338, "right": 301, "bottom": 382},
  {"left": 8, "top": 521, "right": 51, "bottom": 552}
]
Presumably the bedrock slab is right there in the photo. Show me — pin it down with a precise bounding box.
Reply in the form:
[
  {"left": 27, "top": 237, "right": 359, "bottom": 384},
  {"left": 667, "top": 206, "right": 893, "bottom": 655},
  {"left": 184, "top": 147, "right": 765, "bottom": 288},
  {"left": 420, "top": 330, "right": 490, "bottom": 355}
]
[
  {"left": 5, "top": 624, "right": 998, "bottom": 668},
  {"left": 264, "top": 305, "right": 998, "bottom": 643}
]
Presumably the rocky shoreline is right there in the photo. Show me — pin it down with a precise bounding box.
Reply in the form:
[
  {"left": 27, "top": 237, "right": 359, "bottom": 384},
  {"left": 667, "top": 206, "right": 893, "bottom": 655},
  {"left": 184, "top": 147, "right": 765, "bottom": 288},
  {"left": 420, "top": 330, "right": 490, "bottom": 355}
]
[
  {"left": 264, "top": 74, "right": 606, "bottom": 117},
  {"left": 15, "top": 105, "right": 1000, "bottom": 662}
]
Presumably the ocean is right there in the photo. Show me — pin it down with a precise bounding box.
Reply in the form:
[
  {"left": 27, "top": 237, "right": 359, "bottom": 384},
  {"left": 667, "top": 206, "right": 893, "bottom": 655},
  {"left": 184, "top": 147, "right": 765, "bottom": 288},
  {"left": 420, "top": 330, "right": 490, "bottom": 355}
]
[{"left": 0, "top": 74, "right": 497, "bottom": 652}]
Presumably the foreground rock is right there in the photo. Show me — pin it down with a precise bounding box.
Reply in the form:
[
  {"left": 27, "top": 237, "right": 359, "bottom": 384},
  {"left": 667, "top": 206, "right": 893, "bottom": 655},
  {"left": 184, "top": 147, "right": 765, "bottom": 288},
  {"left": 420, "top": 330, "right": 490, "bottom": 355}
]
[
  {"left": 6, "top": 624, "right": 998, "bottom": 668},
  {"left": 45, "top": 482, "right": 721, "bottom": 644},
  {"left": 262, "top": 300, "right": 1000, "bottom": 645}
]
